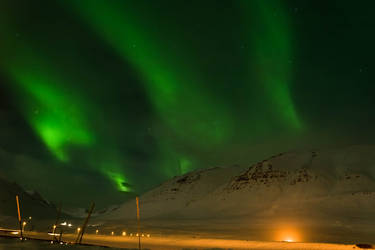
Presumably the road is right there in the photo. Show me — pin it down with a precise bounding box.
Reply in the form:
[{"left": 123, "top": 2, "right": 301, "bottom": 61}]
[{"left": 0, "top": 228, "right": 361, "bottom": 250}]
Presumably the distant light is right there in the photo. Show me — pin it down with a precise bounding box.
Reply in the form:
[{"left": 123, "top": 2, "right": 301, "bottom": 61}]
[
  {"left": 48, "top": 233, "right": 59, "bottom": 236},
  {"left": 11, "top": 232, "right": 19, "bottom": 235},
  {"left": 28, "top": 217, "right": 32, "bottom": 220},
  {"left": 147, "top": 234, "right": 150, "bottom": 238},
  {"left": 141, "top": 234, "right": 144, "bottom": 237},
  {"left": 68, "top": 223, "right": 72, "bottom": 227},
  {"left": 130, "top": 233, "right": 133, "bottom": 236},
  {"left": 60, "top": 222, "right": 67, "bottom": 226},
  {"left": 96, "top": 229, "right": 99, "bottom": 234},
  {"left": 136, "top": 233, "right": 139, "bottom": 237},
  {"left": 53, "top": 225, "right": 56, "bottom": 229},
  {"left": 77, "top": 227, "right": 81, "bottom": 232},
  {"left": 122, "top": 231, "right": 126, "bottom": 236},
  {"left": 111, "top": 231, "right": 114, "bottom": 236},
  {"left": 22, "top": 222, "right": 27, "bottom": 226},
  {"left": 284, "top": 238, "right": 294, "bottom": 243}
]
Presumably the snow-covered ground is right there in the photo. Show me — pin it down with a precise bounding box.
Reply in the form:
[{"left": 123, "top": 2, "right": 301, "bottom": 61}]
[
  {"left": 0, "top": 232, "right": 366, "bottom": 250},
  {"left": 0, "top": 237, "right": 123, "bottom": 250}
]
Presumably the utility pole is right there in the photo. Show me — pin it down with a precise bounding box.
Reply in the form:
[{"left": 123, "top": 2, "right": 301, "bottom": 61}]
[
  {"left": 58, "top": 229, "right": 63, "bottom": 243},
  {"left": 136, "top": 196, "right": 141, "bottom": 250},
  {"left": 52, "top": 204, "right": 62, "bottom": 242},
  {"left": 15, "top": 195, "right": 23, "bottom": 240},
  {"left": 75, "top": 202, "right": 95, "bottom": 244}
]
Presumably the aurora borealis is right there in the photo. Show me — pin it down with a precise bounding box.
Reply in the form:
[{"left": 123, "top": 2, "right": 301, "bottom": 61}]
[{"left": 1, "top": 0, "right": 375, "bottom": 208}]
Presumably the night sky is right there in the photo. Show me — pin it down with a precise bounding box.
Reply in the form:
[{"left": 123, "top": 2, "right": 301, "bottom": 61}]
[{"left": 0, "top": 0, "right": 374, "bottom": 208}]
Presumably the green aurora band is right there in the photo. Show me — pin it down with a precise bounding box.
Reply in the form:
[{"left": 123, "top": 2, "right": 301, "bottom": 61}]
[
  {"left": 0, "top": 0, "right": 302, "bottom": 195},
  {"left": 0, "top": 31, "right": 130, "bottom": 191},
  {"left": 66, "top": 0, "right": 301, "bottom": 140},
  {"left": 64, "top": 0, "right": 239, "bottom": 177},
  {"left": 65, "top": 0, "right": 233, "bottom": 148},
  {"left": 243, "top": 0, "right": 301, "bottom": 130},
  {"left": 2, "top": 48, "right": 94, "bottom": 162}
]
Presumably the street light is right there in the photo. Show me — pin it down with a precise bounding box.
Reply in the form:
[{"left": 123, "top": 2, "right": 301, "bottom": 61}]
[
  {"left": 22, "top": 221, "right": 27, "bottom": 232},
  {"left": 52, "top": 224, "right": 57, "bottom": 234},
  {"left": 96, "top": 229, "right": 99, "bottom": 235}
]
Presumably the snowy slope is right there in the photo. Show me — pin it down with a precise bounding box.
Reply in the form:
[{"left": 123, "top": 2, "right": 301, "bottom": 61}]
[
  {"left": 105, "top": 145, "right": 375, "bottom": 219},
  {"left": 101, "top": 145, "right": 375, "bottom": 242},
  {"left": 104, "top": 164, "right": 246, "bottom": 220}
]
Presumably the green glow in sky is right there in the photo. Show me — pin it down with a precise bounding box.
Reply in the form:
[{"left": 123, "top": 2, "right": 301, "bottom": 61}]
[
  {"left": 0, "top": 0, "right": 318, "bottom": 204},
  {"left": 3, "top": 49, "right": 94, "bottom": 161},
  {"left": 66, "top": 0, "right": 232, "bottom": 150},
  {"left": 243, "top": 0, "right": 301, "bottom": 130},
  {"left": 91, "top": 152, "right": 132, "bottom": 192},
  {"left": 0, "top": 39, "right": 130, "bottom": 191},
  {"left": 2, "top": 0, "right": 374, "bottom": 207},
  {"left": 179, "top": 157, "right": 193, "bottom": 175},
  {"left": 63, "top": 0, "right": 302, "bottom": 181},
  {"left": 105, "top": 171, "right": 130, "bottom": 192}
]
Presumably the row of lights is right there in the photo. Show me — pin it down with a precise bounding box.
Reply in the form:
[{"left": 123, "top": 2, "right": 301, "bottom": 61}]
[
  {"left": 55, "top": 223, "right": 151, "bottom": 238},
  {"left": 108, "top": 231, "right": 150, "bottom": 238}
]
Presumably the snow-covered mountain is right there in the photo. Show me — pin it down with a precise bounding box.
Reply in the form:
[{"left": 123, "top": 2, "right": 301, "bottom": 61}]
[
  {"left": 101, "top": 145, "right": 375, "bottom": 243},
  {"left": 102, "top": 164, "right": 246, "bottom": 220}
]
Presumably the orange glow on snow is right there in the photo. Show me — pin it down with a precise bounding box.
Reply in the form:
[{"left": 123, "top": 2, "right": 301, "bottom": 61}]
[{"left": 275, "top": 226, "right": 302, "bottom": 243}]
